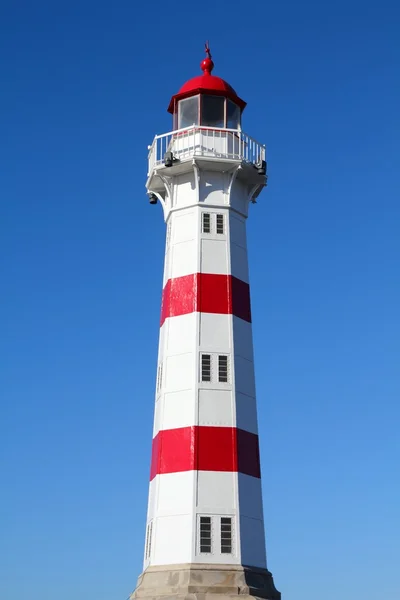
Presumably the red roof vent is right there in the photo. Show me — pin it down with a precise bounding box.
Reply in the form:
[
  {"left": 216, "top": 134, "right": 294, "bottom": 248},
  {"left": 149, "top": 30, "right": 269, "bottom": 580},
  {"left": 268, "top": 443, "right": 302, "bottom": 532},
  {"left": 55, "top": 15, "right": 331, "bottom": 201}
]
[{"left": 167, "top": 44, "right": 246, "bottom": 114}]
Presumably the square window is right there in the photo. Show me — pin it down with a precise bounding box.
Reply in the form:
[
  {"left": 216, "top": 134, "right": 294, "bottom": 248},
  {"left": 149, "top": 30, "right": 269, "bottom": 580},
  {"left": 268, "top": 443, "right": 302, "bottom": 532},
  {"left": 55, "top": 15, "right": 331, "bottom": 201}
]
[
  {"left": 178, "top": 96, "right": 199, "bottom": 129},
  {"left": 201, "top": 96, "right": 225, "bottom": 128}
]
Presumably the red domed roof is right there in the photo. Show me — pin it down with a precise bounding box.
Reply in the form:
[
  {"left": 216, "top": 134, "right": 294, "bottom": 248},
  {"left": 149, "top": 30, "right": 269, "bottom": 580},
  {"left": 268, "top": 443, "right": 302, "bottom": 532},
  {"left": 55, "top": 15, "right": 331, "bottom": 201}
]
[
  {"left": 178, "top": 73, "right": 238, "bottom": 97},
  {"left": 167, "top": 47, "right": 246, "bottom": 114}
]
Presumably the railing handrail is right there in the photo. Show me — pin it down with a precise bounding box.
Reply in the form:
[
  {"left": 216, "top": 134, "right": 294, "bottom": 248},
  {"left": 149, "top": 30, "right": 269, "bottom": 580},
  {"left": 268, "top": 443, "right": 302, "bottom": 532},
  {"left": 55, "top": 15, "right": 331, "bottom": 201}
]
[
  {"left": 148, "top": 126, "right": 242, "bottom": 158},
  {"left": 147, "top": 126, "right": 266, "bottom": 173},
  {"left": 159, "top": 124, "right": 241, "bottom": 137},
  {"left": 147, "top": 125, "right": 265, "bottom": 147}
]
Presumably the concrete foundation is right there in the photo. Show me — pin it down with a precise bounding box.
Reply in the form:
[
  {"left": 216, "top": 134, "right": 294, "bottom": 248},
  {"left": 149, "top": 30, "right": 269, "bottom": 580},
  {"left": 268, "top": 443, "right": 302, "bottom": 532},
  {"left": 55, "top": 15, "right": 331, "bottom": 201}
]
[{"left": 131, "top": 563, "right": 281, "bottom": 600}]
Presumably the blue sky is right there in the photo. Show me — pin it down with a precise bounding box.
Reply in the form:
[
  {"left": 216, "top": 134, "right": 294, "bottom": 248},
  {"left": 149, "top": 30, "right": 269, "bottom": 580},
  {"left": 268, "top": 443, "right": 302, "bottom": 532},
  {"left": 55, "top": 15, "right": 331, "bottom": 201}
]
[{"left": 1, "top": 1, "right": 399, "bottom": 599}]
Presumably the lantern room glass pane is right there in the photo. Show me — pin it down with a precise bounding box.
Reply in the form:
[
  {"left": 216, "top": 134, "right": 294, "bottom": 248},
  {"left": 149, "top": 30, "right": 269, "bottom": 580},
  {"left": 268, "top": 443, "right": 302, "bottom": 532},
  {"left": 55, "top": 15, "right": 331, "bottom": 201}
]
[
  {"left": 227, "top": 100, "right": 240, "bottom": 129},
  {"left": 201, "top": 95, "right": 225, "bottom": 128},
  {"left": 178, "top": 96, "right": 199, "bottom": 128}
]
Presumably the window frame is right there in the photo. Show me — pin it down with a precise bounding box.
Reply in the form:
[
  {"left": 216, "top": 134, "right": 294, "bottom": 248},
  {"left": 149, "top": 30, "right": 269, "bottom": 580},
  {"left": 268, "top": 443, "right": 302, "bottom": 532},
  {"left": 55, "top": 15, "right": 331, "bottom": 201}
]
[
  {"left": 178, "top": 95, "right": 200, "bottom": 129},
  {"left": 220, "top": 517, "right": 233, "bottom": 554},
  {"left": 176, "top": 95, "right": 241, "bottom": 130},
  {"left": 200, "top": 353, "right": 231, "bottom": 384},
  {"left": 201, "top": 353, "right": 212, "bottom": 382},
  {"left": 226, "top": 99, "right": 240, "bottom": 129},
  {"left": 201, "top": 95, "right": 225, "bottom": 128},
  {"left": 199, "top": 516, "right": 212, "bottom": 554},
  {"left": 216, "top": 213, "right": 224, "bottom": 235},
  {"left": 202, "top": 212, "right": 211, "bottom": 234},
  {"left": 218, "top": 355, "right": 229, "bottom": 383}
]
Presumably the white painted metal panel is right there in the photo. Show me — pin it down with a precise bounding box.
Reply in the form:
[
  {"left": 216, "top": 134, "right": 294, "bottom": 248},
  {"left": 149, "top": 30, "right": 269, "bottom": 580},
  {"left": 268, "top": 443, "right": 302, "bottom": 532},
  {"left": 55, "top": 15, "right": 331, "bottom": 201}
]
[
  {"left": 162, "top": 242, "right": 171, "bottom": 286},
  {"left": 237, "top": 474, "right": 264, "bottom": 520},
  {"left": 158, "top": 319, "right": 166, "bottom": 351},
  {"left": 199, "top": 313, "right": 231, "bottom": 351},
  {"left": 157, "top": 471, "right": 195, "bottom": 514},
  {"left": 167, "top": 313, "right": 197, "bottom": 356},
  {"left": 199, "top": 172, "right": 225, "bottom": 205},
  {"left": 200, "top": 239, "right": 228, "bottom": 275},
  {"left": 229, "top": 178, "right": 248, "bottom": 216},
  {"left": 153, "top": 514, "right": 193, "bottom": 565},
  {"left": 229, "top": 214, "right": 247, "bottom": 248},
  {"left": 234, "top": 355, "right": 256, "bottom": 398},
  {"left": 158, "top": 390, "right": 196, "bottom": 432},
  {"left": 232, "top": 317, "right": 254, "bottom": 361},
  {"left": 192, "top": 551, "right": 240, "bottom": 565},
  {"left": 170, "top": 240, "right": 197, "bottom": 278},
  {"left": 196, "top": 471, "right": 236, "bottom": 509},
  {"left": 230, "top": 242, "right": 249, "bottom": 283},
  {"left": 165, "top": 353, "right": 193, "bottom": 392},
  {"left": 152, "top": 395, "right": 163, "bottom": 436},
  {"left": 239, "top": 516, "right": 267, "bottom": 569},
  {"left": 198, "top": 389, "right": 234, "bottom": 427},
  {"left": 146, "top": 478, "right": 158, "bottom": 521},
  {"left": 172, "top": 210, "right": 196, "bottom": 244},
  {"left": 235, "top": 392, "right": 258, "bottom": 435},
  {"left": 174, "top": 172, "right": 197, "bottom": 208}
]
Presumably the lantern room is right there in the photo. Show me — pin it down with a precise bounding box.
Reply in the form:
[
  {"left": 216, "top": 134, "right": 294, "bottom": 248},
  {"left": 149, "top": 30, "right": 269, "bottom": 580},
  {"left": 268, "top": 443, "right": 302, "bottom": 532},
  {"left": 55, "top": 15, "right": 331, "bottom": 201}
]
[
  {"left": 167, "top": 45, "right": 246, "bottom": 131},
  {"left": 146, "top": 45, "right": 266, "bottom": 193}
]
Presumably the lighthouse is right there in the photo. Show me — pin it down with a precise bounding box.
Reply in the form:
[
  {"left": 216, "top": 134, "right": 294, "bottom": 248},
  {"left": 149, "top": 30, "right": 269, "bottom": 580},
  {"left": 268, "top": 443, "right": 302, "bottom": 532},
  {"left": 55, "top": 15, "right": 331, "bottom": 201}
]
[{"left": 132, "top": 46, "right": 281, "bottom": 600}]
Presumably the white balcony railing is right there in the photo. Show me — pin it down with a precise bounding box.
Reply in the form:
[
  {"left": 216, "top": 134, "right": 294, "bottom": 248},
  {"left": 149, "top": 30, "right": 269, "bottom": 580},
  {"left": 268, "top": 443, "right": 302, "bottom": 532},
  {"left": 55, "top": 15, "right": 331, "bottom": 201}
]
[{"left": 148, "top": 126, "right": 266, "bottom": 175}]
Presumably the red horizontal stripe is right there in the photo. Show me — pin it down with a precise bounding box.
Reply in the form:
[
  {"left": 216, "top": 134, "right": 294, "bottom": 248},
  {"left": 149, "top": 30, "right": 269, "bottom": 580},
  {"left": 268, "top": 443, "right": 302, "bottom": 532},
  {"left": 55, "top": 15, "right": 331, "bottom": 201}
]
[
  {"left": 150, "top": 426, "right": 260, "bottom": 481},
  {"left": 160, "top": 273, "right": 251, "bottom": 326}
]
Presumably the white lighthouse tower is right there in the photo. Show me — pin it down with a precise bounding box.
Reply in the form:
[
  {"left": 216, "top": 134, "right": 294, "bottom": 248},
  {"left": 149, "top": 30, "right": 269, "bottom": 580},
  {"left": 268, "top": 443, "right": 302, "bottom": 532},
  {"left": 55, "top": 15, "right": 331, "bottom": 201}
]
[{"left": 132, "top": 46, "right": 281, "bottom": 600}]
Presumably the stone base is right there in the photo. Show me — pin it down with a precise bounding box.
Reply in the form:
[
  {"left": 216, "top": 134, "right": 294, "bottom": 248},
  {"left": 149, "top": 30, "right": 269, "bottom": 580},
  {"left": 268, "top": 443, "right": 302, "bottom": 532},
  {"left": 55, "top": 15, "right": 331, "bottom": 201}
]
[{"left": 131, "top": 563, "right": 281, "bottom": 600}]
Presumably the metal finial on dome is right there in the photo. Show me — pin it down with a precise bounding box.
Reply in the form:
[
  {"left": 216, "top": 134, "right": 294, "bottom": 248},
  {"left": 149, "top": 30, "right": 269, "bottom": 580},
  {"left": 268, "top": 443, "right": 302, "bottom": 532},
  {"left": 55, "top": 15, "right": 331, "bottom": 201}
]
[{"left": 200, "top": 41, "right": 214, "bottom": 75}]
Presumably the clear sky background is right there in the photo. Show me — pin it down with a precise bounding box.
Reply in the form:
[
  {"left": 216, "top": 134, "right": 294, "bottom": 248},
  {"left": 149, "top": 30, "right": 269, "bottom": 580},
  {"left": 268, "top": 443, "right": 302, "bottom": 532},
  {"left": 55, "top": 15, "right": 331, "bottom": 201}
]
[{"left": 1, "top": 1, "right": 399, "bottom": 599}]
